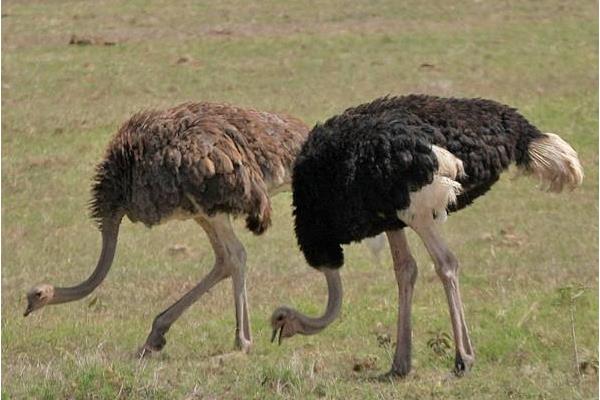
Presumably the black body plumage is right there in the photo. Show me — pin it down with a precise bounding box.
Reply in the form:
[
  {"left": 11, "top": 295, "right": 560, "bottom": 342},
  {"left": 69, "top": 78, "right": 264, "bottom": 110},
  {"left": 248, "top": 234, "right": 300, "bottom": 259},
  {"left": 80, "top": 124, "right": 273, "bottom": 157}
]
[{"left": 292, "top": 95, "right": 545, "bottom": 268}]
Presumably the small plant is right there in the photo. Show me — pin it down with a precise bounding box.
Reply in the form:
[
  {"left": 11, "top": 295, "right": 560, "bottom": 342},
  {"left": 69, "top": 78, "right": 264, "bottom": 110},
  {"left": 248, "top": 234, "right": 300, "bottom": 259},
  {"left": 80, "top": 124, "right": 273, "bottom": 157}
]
[
  {"left": 87, "top": 295, "right": 107, "bottom": 312},
  {"left": 555, "top": 284, "right": 589, "bottom": 382},
  {"left": 352, "top": 355, "right": 379, "bottom": 372},
  {"left": 578, "top": 348, "right": 599, "bottom": 376},
  {"left": 426, "top": 330, "right": 452, "bottom": 358},
  {"left": 376, "top": 332, "right": 391, "bottom": 348}
]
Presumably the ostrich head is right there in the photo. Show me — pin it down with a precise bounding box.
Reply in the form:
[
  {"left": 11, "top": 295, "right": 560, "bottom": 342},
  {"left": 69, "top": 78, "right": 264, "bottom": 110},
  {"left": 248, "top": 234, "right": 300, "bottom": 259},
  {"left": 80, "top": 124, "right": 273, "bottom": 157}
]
[
  {"left": 22, "top": 216, "right": 122, "bottom": 318},
  {"left": 270, "top": 306, "right": 307, "bottom": 344},
  {"left": 24, "top": 284, "right": 55, "bottom": 316},
  {"left": 271, "top": 268, "right": 344, "bottom": 345}
]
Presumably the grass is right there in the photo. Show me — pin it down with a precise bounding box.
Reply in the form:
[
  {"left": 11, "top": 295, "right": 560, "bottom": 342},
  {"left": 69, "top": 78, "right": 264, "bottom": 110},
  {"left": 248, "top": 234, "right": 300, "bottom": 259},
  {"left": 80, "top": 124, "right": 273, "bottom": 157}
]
[{"left": 2, "top": 0, "right": 598, "bottom": 398}]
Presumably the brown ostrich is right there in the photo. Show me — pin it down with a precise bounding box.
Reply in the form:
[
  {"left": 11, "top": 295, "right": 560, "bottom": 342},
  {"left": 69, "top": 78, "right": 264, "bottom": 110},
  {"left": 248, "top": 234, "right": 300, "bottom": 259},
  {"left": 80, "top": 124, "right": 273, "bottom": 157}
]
[{"left": 24, "top": 102, "right": 309, "bottom": 355}]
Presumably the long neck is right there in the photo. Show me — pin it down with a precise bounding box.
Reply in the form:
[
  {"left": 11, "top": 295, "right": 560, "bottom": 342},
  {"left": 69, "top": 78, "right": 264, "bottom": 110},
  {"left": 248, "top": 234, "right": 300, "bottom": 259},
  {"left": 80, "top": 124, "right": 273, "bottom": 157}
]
[
  {"left": 50, "top": 215, "right": 122, "bottom": 304},
  {"left": 297, "top": 268, "right": 343, "bottom": 335}
]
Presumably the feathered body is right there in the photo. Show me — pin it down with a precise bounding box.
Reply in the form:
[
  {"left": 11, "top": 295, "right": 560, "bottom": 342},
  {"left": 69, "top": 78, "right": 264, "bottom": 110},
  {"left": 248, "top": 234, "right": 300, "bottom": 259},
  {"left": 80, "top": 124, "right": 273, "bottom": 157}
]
[
  {"left": 293, "top": 95, "right": 582, "bottom": 268},
  {"left": 25, "top": 102, "right": 311, "bottom": 355},
  {"left": 90, "top": 102, "right": 308, "bottom": 234}
]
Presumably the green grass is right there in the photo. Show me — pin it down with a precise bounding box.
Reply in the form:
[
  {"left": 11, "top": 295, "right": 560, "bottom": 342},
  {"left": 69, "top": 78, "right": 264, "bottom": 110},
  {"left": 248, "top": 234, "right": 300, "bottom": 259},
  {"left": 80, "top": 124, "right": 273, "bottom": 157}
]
[{"left": 2, "top": 0, "right": 598, "bottom": 398}]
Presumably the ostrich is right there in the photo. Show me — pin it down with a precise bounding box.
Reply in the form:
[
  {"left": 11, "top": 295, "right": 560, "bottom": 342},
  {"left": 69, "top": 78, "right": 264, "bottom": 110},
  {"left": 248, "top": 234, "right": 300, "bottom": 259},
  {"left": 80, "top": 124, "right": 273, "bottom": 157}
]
[
  {"left": 23, "top": 101, "right": 310, "bottom": 355},
  {"left": 270, "top": 95, "right": 583, "bottom": 377}
]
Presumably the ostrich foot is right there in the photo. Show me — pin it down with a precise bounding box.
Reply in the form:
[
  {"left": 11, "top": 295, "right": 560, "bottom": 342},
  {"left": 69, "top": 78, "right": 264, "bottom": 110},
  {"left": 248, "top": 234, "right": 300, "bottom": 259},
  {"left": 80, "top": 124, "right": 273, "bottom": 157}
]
[
  {"left": 375, "top": 368, "right": 410, "bottom": 382},
  {"left": 390, "top": 362, "right": 411, "bottom": 379},
  {"left": 234, "top": 337, "right": 252, "bottom": 354},
  {"left": 454, "top": 353, "right": 474, "bottom": 376}
]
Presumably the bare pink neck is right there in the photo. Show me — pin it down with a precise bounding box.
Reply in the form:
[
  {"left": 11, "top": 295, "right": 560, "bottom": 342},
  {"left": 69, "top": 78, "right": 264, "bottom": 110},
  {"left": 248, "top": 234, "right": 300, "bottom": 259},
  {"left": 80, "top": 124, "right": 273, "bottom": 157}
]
[
  {"left": 296, "top": 268, "right": 343, "bottom": 334},
  {"left": 49, "top": 215, "right": 122, "bottom": 305}
]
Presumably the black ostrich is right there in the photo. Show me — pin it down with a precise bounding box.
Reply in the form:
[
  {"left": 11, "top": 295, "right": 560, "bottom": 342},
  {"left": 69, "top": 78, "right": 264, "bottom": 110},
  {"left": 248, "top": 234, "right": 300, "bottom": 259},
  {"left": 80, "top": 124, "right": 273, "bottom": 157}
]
[{"left": 270, "top": 95, "right": 583, "bottom": 377}]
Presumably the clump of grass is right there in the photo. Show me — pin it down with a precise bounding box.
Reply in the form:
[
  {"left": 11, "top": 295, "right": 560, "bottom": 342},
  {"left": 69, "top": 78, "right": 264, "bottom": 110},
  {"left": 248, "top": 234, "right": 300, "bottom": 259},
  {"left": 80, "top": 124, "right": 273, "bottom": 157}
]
[{"left": 257, "top": 363, "right": 303, "bottom": 396}]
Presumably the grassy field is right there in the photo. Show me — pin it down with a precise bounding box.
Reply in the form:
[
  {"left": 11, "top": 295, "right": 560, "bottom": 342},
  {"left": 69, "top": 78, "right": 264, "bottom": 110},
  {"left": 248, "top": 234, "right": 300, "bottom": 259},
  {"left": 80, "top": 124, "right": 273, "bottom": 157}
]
[{"left": 2, "top": 0, "right": 598, "bottom": 398}]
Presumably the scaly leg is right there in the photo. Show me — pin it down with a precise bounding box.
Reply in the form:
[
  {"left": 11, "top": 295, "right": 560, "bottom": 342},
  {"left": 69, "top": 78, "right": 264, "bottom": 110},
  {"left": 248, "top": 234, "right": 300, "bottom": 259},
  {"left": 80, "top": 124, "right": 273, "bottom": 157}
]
[
  {"left": 412, "top": 222, "right": 474, "bottom": 375},
  {"left": 220, "top": 223, "right": 252, "bottom": 352},
  {"left": 385, "top": 229, "right": 418, "bottom": 378},
  {"left": 200, "top": 214, "right": 252, "bottom": 351},
  {"left": 139, "top": 214, "right": 251, "bottom": 356},
  {"left": 231, "top": 268, "right": 251, "bottom": 352},
  {"left": 241, "top": 278, "right": 252, "bottom": 345}
]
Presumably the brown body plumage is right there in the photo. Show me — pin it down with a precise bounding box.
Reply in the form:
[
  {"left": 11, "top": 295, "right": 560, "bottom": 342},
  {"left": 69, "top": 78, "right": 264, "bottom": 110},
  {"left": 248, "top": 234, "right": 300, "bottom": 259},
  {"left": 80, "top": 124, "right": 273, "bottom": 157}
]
[
  {"left": 25, "top": 102, "right": 310, "bottom": 356},
  {"left": 91, "top": 102, "right": 308, "bottom": 233}
]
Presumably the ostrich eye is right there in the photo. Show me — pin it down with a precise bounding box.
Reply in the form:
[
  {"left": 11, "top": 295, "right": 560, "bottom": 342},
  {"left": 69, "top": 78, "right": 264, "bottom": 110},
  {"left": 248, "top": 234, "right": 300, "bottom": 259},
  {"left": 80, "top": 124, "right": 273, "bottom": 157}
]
[{"left": 35, "top": 292, "right": 42, "bottom": 298}]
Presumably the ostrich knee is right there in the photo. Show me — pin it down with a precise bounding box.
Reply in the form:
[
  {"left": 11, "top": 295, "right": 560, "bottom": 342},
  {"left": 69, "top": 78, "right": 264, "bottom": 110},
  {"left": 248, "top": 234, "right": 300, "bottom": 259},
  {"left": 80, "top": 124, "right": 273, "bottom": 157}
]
[
  {"left": 229, "top": 248, "right": 247, "bottom": 277},
  {"left": 395, "top": 255, "right": 418, "bottom": 286},
  {"left": 434, "top": 253, "right": 459, "bottom": 283},
  {"left": 236, "top": 245, "right": 247, "bottom": 268}
]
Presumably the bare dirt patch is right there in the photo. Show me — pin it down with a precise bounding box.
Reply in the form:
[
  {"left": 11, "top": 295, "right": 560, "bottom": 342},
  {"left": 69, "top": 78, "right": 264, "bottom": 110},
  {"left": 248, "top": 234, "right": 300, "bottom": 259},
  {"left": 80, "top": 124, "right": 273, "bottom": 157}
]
[{"left": 68, "top": 34, "right": 117, "bottom": 47}]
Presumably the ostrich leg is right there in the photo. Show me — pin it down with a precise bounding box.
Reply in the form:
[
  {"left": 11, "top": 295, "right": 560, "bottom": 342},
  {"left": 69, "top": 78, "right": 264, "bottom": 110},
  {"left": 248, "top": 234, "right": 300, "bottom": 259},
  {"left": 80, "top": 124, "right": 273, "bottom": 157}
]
[
  {"left": 385, "top": 229, "right": 418, "bottom": 378},
  {"left": 214, "top": 216, "right": 252, "bottom": 352},
  {"left": 413, "top": 222, "right": 474, "bottom": 375},
  {"left": 139, "top": 214, "right": 251, "bottom": 356}
]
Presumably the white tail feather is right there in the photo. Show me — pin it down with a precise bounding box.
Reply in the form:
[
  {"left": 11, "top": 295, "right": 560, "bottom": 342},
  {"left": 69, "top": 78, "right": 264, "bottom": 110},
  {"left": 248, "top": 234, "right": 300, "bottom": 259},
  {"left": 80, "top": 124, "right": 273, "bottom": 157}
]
[{"left": 525, "top": 132, "right": 583, "bottom": 192}]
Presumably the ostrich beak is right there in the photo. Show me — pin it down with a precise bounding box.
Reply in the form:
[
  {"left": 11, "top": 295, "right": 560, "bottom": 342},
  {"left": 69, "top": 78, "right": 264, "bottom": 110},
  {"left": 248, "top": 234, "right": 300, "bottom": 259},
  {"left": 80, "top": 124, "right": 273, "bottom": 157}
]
[
  {"left": 271, "top": 327, "right": 283, "bottom": 345},
  {"left": 270, "top": 328, "right": 278, "bottom": 343},
  {"left": 23, "top": 305, "right": 33, "bottom": 317}
]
